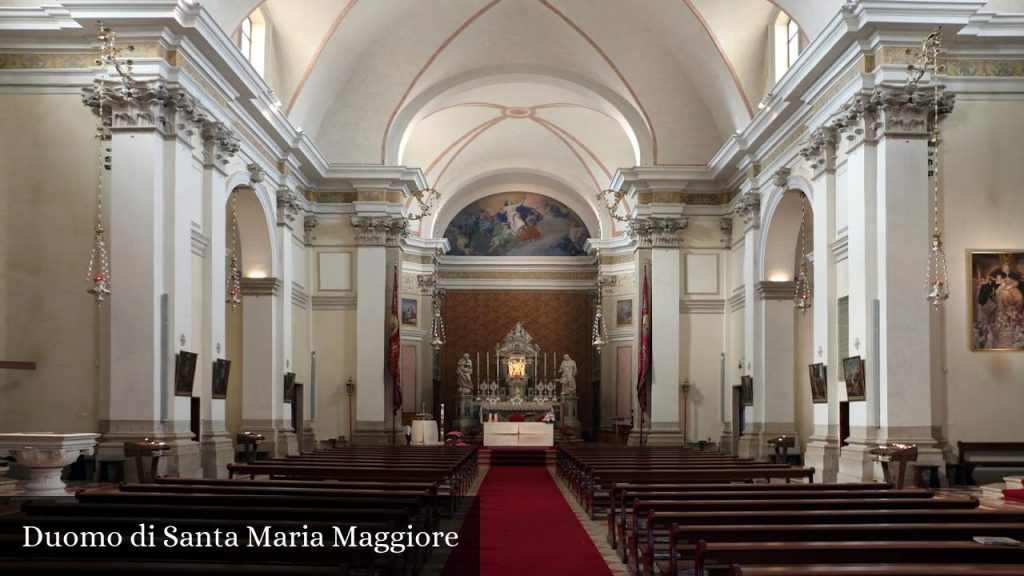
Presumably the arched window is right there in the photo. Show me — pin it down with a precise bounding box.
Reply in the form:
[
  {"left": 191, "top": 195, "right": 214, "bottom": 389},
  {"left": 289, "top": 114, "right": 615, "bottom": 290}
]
[
  {"left": 774, "top": 12, "right": 801, "bottom": 82},
  {"left": 237, "top": 10, "right": 266, "bottom": 77}
]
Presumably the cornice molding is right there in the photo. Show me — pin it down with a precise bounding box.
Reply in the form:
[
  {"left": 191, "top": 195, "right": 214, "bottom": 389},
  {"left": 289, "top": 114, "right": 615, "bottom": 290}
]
[
  {"left": 189, "top": 222, "right": 208, "bottom": 257},
  {"left": 240, "top": 277, "right": 281, "bottom": 296},
  {"left": 755, "top": 280, "right": 797, "bottom": 301},
  {"left": 311, "top": 295, "right": 356, "bottom": 310},
  {"left": 680, "top": 299, "right": 726, "bottom": 315},
  {"left": 728, "top": 289, "right": 746, "bottom": 312}
]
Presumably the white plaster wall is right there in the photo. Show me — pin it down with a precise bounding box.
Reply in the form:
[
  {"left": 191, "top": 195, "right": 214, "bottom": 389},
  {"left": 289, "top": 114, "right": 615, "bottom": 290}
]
[
  {"left": 794, "top": 305, "right": 814, "bottom": 452},
  {"left": 226, "top": 305, "right": 243, "bottom": 435},
  {"left": 941, "top": 99, "right": 1024, "bottom": 446},
  {"left": 682, "top": 313, "right": 725, "bottom": 443},
  {"left": 0, "top": 94, "right": 99, "bottom": 433},
  {"left": 312, "top": 309, "right": 357, "bottom": 441}
]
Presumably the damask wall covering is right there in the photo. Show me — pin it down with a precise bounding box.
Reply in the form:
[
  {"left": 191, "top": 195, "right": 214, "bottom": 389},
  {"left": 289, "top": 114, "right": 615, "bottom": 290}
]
[{"left": 441, "top": 290, "right": 596, "bottom": 437}]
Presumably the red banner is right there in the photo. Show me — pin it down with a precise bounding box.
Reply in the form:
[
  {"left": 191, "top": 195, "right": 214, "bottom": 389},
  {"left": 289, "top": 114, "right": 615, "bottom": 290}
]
[
  {"left": 637, "top": 265, "right": 651, "bottom": 414},
  {"left": 388, "top": 264, "right": 402, "bottom": 414}
]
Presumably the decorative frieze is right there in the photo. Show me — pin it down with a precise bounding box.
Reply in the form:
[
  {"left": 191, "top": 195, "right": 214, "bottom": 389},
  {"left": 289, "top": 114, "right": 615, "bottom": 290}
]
[
  {"left": 629, "top": 217, "right": 688, "bottom": 248},
  {"left": 350, "top": 215, "right": 408, "bottom": 247}
]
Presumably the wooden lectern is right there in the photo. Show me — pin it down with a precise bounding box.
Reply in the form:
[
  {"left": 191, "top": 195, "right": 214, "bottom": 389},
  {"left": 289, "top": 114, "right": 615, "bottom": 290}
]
[
  {"left": 767, "top": 435, "right": 796, "bottom": 465},
  {"left": 870, "top": 443, "right": 919, "bottom": 489}
]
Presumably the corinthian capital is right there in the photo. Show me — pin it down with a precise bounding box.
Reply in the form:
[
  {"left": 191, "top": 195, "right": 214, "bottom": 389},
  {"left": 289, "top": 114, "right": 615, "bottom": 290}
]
[
  {"left": 629, "top": 216, "right": 688, "bottom": 248},
  {"left": 351, "top": 215, "right": 408, "bottom": 247},
  {"left": 82, "top": 81, "right": 210, "bottom": 139},
  {"left": 734, "top": 193, "right": 761, "bottom": 230},
  {"left": 799, "top": 126, "right": 838, "bottom": 177},
  {"left": 201, "top": 122, "right": 240, "bottom": 167},
  {"left": 868, "top": 85, "right": 955, "bottom": 139},
  {"left": 276, "top": 187, "right": 301, "bottom": 226}
]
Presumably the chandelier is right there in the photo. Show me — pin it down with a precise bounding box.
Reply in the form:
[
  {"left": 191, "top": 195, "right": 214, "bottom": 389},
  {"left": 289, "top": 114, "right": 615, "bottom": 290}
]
[
  {"left": 226, "top": 190, "right": 242, "bottom": 309},
  {"left": 598, "top": 188, "right": 634, "bottom": 223},
  {"left": 86, "top": 22, "right": 135, "bottom": 304},
  {"left": 793, "top": 193, "right": 812, "bottom": 314},
  {"left": 592, "top": 288, "right": 608, "bottom": 348},
  {"left": 430, "top": 286, "right": 447, "bottom": 349},
  {"left": 908, "top": 29, "right": 950, "bottom": 308},
  {"left": 406, "top": 187, "right": 440, "bottom": 221}
]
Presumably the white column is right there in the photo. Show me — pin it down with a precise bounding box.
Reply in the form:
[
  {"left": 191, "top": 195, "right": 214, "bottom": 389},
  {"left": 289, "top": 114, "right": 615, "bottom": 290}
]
[
  {"left": 351, "top": 213, "right": 406, "bottom": 444},
  {"left": 736, "top": 193, "right": 764, "bottom": 458},
  {"left": 838, "top": 97, "right": 881, "bottom": 482},
  {"left": 199, "top": 147, "right": 233, "bottom": 477},
  {"left": 649, "top": 239, "right": 682, "bottom": 442},
  {"left": 873, "top": 88, "right": 948, "bottom": 467},
  {"left": 94, "top": 85, "right": 202, "bottom": 478},
  {"left": 275, "top": 188, "right": 299, "bottom": 455},
  {"left": 804, "top": 127, "right": 840, "bottom": 482},
  {"left": 240, "top": 278, "right": 285, "bottom": 455}
]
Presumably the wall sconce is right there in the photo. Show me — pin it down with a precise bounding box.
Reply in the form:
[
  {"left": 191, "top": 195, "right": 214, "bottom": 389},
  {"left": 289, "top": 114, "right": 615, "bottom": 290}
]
[{"left": 680, "top": 378, "right": 692, "bottom": 396}]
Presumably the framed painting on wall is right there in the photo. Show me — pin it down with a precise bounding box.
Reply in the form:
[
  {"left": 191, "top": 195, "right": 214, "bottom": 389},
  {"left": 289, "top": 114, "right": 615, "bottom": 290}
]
[
  {"left": 174, "top": 351, "right": 198, "bottom": 397},
  {"left": 401, "top": 298, "right": 418, "bottom": 327},
  {"left": 740, "top": 375, "right": 753, "bottom": 407},
  {"left": 212, "top": 359, "right": 231, "bottom": 400},
  {"left": 808, "top": 363, "right": 827, "bottom": 404},
  {"left": 969, "top": 250, "right": 1024, "bottom": 351},
  {"left": 283, "top": 372, "right": 296, "bottom": 404},
  {"left": 842, "top": 356, "right": 866, "bottom": 402},
  {"left": 616, "top": 299, "right": 633, "bottom": 327}
]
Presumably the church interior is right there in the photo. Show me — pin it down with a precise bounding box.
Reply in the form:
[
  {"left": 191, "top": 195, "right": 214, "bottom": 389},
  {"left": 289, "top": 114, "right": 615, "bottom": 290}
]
[{"left": 2, "top": 0, "right": 1024, "bottom": 573}]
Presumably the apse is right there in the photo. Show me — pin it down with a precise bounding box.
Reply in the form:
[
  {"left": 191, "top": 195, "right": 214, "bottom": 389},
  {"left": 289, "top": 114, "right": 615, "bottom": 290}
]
[{"left": 441, "top": 192, "right": 592, "bottom": 257}]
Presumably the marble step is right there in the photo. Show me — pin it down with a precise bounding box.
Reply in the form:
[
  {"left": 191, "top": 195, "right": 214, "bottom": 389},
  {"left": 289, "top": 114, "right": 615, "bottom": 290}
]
[
  {"left": 1006, "top": 475, "right": 1023, "bottom": 490},
  {"left": 981, "top": 482, "right": 1006, "bottom": 500}
]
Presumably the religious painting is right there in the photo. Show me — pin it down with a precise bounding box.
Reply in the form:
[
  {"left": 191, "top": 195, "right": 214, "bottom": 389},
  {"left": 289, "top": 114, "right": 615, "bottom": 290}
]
[
  {"left": 740, "top": 375, "right": 753, "bottom": 407},
  {"left": 212, "top": 358, "right": 231, "bottom": 400},
  {"left": 174, "top": 351, "right": 198, "bottom": 397},
  {"left": 843, "top": 356, "right": 866, "bottom": 402},
  {"left": 969, "top": 250, "right": 1024, "bottom": 351},
  {"left": 401, "top": 298, "right": 418, "bottom": 326},
  {"left": 808, "top": 363, "right": 827, "bottom": 404},
  {"left": 616, "top": 299, "right": 633, "bottom": 327},
  {"left": 283, "top": 372, "right": 296, "bottom": 404},
  {"left": 442, "top": 192, "right": 591, "bottom": 256}
]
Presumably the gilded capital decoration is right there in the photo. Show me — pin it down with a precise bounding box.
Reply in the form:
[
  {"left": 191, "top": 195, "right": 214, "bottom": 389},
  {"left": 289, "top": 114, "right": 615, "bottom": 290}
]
[
  {"left": 734, "top": 193, "right": 761, "bottom": 229},
  {"left": 350, "top": 215, "right": 408, "bottom": 247},
  {"left": 629, "top": 216, "right": 688, "bottom": 248}
]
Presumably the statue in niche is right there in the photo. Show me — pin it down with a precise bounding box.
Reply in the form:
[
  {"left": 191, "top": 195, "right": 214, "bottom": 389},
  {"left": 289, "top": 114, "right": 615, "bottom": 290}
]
[
  {"left": 558, "top": 354, "right": 578, "bottom": 394},
  {"left": 456, "top": 353, "right": 473, "bottom": 396}
]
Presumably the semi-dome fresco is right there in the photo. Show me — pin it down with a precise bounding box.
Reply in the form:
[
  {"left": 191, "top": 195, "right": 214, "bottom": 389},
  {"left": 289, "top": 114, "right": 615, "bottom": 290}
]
[{"left": 443, "top": 193, "right": 591, "bottom": 257}]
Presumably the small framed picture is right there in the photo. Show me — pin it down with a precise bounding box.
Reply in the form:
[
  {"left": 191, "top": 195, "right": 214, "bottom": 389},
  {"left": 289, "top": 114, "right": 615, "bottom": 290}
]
[
  {"left": 174, "top": 351, "right": 198, "bottom": 397},
  {"left": 212, "top": 359, "right": 231, "bottom": 400},
  {"left": 616, "top": 299, "right": 633, "bottom": 326},
  {"left": 808, "top": 363, "right": 827, "bottom": 404},
  {"left": 401, "top": 298, "right": 418, "bottom": 326},
  {"left": 842, "top": 356, "right": 866, "bottom": 402},
  {"left": 740, "top": 375, "right": 753, "bottom": 407},
  {"left": 284, "top": 372, "right": 296, "bottom": 404},
  {"left": 968, "top": 250, "right": 1024, "bottom": 351}
]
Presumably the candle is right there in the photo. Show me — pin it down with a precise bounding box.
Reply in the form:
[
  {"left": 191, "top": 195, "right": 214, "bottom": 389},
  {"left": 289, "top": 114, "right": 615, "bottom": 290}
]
[
  {"left": 545, "top": 353, "right": 548, "bottom": 379},
  {"left": 486, "top": 352, "right": 490, "bottom": 380},
  {"left": 476, "top": 352, "right": 480, "bottom": 385}
]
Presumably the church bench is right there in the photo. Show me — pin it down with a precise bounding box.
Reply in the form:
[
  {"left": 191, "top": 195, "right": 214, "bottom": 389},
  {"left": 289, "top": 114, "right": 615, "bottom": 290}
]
[
  {"left": 597, "top": 481, "right": 891, "bottom": 523},
  {"left": 626, "top": 494, "right": 978, "bottom": 569},
  {"left": 606, "top": 488, "right": 930, "bottom": 551},
  {"left": 0, "top": 560, "right": 352, "bottom": 575},
  {"left": 690, "top": 540, "right": 1024, "bottom": 576},
  {"left": 658, "top": 522, "right": 1024, "bottom": 576},
  {"left": 115, "top": 482, "right": 440, "bottom": 527},
  {"left": 726, "top": 564, "right": 1024, "bottom": 576},
  {"left": 585, "top": 468, "right": 816, "bottom": 508},
  {"left": 154, "top": 476, "right": 456, "bottom": 518},
  {"left": 957, "top": 441, "right": 1024, "bottom": 484}
]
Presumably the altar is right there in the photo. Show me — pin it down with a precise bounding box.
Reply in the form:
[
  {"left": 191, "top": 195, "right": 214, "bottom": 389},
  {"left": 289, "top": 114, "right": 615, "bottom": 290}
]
[
  {"left": 483, "top": 421, "right": 554, "bottom": 447},
  {"left": 453, "top": 322, "right": 580, "bottom": 437}
]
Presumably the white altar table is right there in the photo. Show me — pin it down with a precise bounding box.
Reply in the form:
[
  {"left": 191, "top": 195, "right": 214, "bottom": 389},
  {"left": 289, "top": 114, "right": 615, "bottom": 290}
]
[
  {"left": 483, "top": 422, "right": 553, "bottom": 447},
  {"left": 410, "top": 420, "right": 439, "bottom": 445}
]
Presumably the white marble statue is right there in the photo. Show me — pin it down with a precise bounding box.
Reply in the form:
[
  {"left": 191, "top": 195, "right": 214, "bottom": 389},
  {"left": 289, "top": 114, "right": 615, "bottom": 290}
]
[
  {"left": 558, "top": 354, "right": 578, "bottom": 394},
  {"left": 457, "top": 353, "right": 473, "bottom": 395}
]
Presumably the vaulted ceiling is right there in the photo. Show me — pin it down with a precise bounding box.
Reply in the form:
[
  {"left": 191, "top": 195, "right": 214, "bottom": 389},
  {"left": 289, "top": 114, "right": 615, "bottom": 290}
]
[{"left": 204, "top": 0, "right": 847, "bottom": 235}]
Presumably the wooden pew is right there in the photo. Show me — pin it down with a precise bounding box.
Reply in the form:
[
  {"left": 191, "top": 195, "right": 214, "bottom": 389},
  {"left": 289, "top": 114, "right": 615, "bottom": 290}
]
[
  {"left": 728, "top": 564, "right": 1024, "bottom": 575},
  {"left": 660, "top": 522, "right": 1024, "bottom": 575}
]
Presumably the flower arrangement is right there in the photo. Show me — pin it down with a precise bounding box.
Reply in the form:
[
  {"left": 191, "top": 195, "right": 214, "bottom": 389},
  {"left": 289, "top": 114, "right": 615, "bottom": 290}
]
[
  {"left": 541, "top": 411, "right": 555, "bottom": 424},
  {"left": 444, "top": 430, "right": 466, "bottom": 446}
]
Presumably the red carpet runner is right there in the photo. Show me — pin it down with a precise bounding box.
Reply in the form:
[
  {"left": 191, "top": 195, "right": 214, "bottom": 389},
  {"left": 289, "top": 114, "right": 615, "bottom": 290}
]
[{"left": 443, "top": 465, "right": 612, "bottom": 576}]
